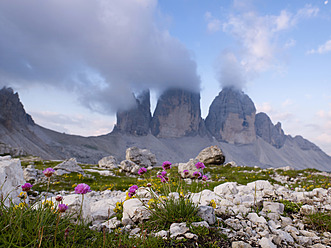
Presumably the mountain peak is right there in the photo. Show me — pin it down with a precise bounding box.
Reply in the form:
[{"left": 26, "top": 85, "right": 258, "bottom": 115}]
[{"left": 0, "top": 87, "right": 34, "bottom": 129}]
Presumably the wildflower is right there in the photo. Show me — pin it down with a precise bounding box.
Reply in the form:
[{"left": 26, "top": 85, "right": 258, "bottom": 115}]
[
  {"left": 202, "top": 175, "right": 208, "bottom": 181},
  {"left": 74, "top": 183, "right": 91, "bottom": 194},
  {"left": 161, "top": 170, "right": 167, "bottom": 177},
  {"left": 183, "top": 170, "right": 189, "bottom": 176},
  {"left": 146, "top": 183, "right": 152, "bottom": 187},
  {"left": 55, "top": 195, "right": 63, "bottom": 202},
  {"left": 209, "top": 199, "right": 216, "bottom": 209},
  {"left": 43, "top": 167, "right": 55, "bottom": 177},
  {"left": 128, "top": 185, "right": 138, "bottom": 197},
  {"left": 58, "top": 204, "right": 68, "bottom": 213},
  {"left": 18, "top": 191, "right": 27, "bottom": 199},
  {"left": 162, "top": 161, "right": 172, "bottom": 170},
  {"left": 157, "top": 174, "right": 169, "bottom": 183},
  {"left": 138, "top": 167, "right": 147, "bottom": 175},
  {"left": 195, "top": 162, "right": 205, "bottom": 169},
  {"left": 22, "top": 182, "right": 33, "bottom": 192},
  {"left": 193, "top": 171, "right": 202, "bottom": 178}
]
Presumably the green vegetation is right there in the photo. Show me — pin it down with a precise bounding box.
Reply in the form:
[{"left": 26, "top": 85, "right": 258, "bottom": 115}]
[
  {"left": 279, "top": 199, "right": 303, "bottom": 216},
  {"left": 304, "top": 211, "right": 331, "bottom": 232}
]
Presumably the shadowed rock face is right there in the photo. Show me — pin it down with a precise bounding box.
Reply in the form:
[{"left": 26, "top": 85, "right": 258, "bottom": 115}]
[
  {"left": 113, "top": 90, "right": 152, "bottom": 136},
  {"left": 151, "top": 88, "right": 206, "bottom": 138},
  {"left": 0, "top": 87, "right": 34, "bottom": 130},
  {"left": 255, "top": 112, "right": 286, "bottom": 149},
  {"left": 205, "top": 87, "right": 256, "bottom": 144}
]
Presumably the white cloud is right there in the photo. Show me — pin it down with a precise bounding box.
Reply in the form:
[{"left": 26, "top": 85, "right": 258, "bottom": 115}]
[
  {"left": 218, "top": 4, "right": 319, "bottom": 89},
  {"left": 205, "top": 12, "right": 221, "bottom": 33},
  {"left": 285, "top": 39, "right": 296, "bottom": 48},
  {"left": 0, "top": 0, "right": 200, "bottom": 114},
  {"left": 307, "top": 40, "right": 331, "bottom": 54}
]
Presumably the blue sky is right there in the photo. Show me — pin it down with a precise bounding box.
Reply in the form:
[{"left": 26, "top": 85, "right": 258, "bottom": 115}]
[{"left": 0, "top": 0, "right": 330, "bottom": 155}]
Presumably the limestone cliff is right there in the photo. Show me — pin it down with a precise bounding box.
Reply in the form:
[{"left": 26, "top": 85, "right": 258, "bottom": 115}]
[
  {"left": 205, "top": 87, "right": 256, "bottom": 144},
  {"left": 113, "top": 90, "right": 151, "bottom": 136},
  {"left": 255, "top": 112, "right": 286, "bottom": 149},
  {"left": 0, "top": 87, "right": 34, "bottom": 130},
  {"left": 151, "top": 89, "right": 206, "bottom": 138}
]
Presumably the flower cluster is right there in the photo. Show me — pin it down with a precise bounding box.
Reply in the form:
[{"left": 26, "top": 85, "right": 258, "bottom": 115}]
[
  {"left": 157, "top": 170, "right": 169, "bottom": 183},
  {"left": 43, "top": 168, "right": 55, "bottom": 177},
  {"left": 138, "top": 167, "right": 147, "bottom": 175},
  {"left": 74, "top": 183, "right": 91, "bottom": 194},
  {"left": 22, "top": 183, "right": 33, "bottom": 192},
  {"left": 128, "top": 185, "right": 138, "bottom": 197},
  {"left": 162, "top": 161, "right": 172, "bottom": 170},
  {"left": 58, "top": 204, "right": 68, "bottom": 213}
]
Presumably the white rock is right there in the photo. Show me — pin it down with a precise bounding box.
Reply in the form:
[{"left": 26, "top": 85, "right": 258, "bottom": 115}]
[
  {"left": 184, "top": 232, "right": 198, "bottom": 240},
  {"left": 90, "top": 198, "right": 117, "bottom": 221},
  {"left": 122, "top": 198, "right": 150, "bottom": 223},
  {"left": 170, "top": 222, "right": 189, "bottom": 238},
  {"left": 247, "top": 213, "right": 267, "bottom": 225},
  {"left": 54, "top": 158, "right": 84, "bottom": 176},
  {"left": 191, "top": 221, "right": 209, "bottom": 228},
  {"left": 214, "top": 182, "right": 238, "bottom": 195},
  {"left": 178, "top": 158, "right": 202, "bottom": 179},
  {"left": 98, "top": 156, "right": 118, "bottom": 169},
  {"left": 125, "top": 147, "right": 157, "bottom": 167},
  {"left": 59, "top": 194, "right": 92, "bottom": 222},
  {"left": 154, "top": 230, "right": 168, "bottom": 239},
  {"left": 232, "top": 241, "right": 252, "bottom": 248},
  {"left": 197, "top": 205, "right": 216, "bottom": 225},
  {"left": 195, "top": 145, "right": 225, "bottom": 165},
  {"left": 259, "top": 237, "right": 277, "bottom": 248},
  {"left": 247, "top": 180, "right": 274, "bottom": 192},
  {"left": 300, "top": 205, "right": 317, "bottom": 215},
  {"left": 101, "top": 217, "right": 121, "bottom": 229},
  {"left": 263, "top": 202, "right": 284, "bottom": 214},
  {"left": 0, "top": 157, "right": 25, "bottom": 207},
  {"left": 190, "top": 189, "right": 221, "bottom": 206}
]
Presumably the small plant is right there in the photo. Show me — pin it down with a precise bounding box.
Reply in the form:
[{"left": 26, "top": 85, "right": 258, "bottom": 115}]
[
  {"left": 279, "top": 199, "right": 303, "bottom": 216},
  {"left": 304, "top": 211, "right": 331, "bottom": 232}
]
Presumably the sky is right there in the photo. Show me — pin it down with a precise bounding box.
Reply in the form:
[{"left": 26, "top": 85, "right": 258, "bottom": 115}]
[{"left": 0, "top": 0, "right": 331, "bottom": 155}]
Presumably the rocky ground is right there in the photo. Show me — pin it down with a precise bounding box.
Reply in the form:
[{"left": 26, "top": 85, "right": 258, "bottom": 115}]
[{"left": 1, "top": 150, "right": 330, "bottom": 248}]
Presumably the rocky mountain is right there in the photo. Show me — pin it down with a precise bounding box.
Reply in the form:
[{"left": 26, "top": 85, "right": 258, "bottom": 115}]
[
  {"left": 0, "top": 86, "right": 330, "bottom": 171},
  {"left": 151, "top": 89, "right": 206, "bottom": 138},
  {"left": 205, "top": 87, "right": 256, "bottom": 144},
  {"left": 255, "top": 112, "right": 286, "bottom": 149},
  {"left": 113, "top": 90, "right": 151, "bottom": 136}
]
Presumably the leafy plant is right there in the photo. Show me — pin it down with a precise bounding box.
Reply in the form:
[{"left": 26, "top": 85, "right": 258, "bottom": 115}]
[
  {"left": 304, "top": 211, "right": 331, "bottom": 232},
  {"left": 279, "top": 199, "right": 303, "bottom": 216}
]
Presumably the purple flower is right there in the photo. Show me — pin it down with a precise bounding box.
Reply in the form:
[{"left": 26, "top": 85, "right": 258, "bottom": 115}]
[
  {"left": 138, "top": 167, "right": 147, "bottom": 175},
  {"left": 161, "top": 170, "right": 167, "bottom": 177},
  {"left": 195, "top": 162, "right": 205, "bottom": 169},
  {"left": 183, "top": 170, "right": 189, "bottom": 176},
  {"left": 162, "top": 161, "right": 172, "bottom": 170},
  {"left": 128, "top": 185, "right": 138, "bottom": 197},
  {"left": 193, "top": 171, "right": 202, "bottom": 178},
  {"left": 43, "top": 168, "right": 55, "bottom": 177},
  {"left": 58, "top": 204, "right": 68, "bottom": 213},
  {"left": 74, "top": 183, "right": 91, "bottom": 194},
  {"left": 202, "top": 175, "right": 208, "bottom": 181},
  {"left": 157, "top": 174, "right": 169, "bottom": 183},
  {"left": 22, "top": 183, "right": 33, "bottom": 192}
]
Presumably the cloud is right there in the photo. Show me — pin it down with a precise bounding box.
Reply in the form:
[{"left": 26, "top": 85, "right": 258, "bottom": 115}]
[
  {"left": 0, "top": 0, "right": 200, "bottom": 114},
  {"left": 307, "top": 40, "right": 331, "bottom": 54},
  {"left": 205, "top": 12, "right": 221, "bottom": 33},
  {"left": 31, "top": 111, "right": 115, "bottom": 136},
  {"left": 217, "top": 4, "right": 319, "bottom": 89}
]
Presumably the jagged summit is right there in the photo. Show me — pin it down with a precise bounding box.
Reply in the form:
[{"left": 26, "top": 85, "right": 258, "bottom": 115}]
[
  {"left": 113, "top": 90, "right": 151, "bottom": 136},
  {"left": 0, "top": 87, "right": 34, "bottom": 130},
  {"left": 205, "top": 87, "right": 256, "bottom": 144},
  {"left": 151, "top": 88, "right": 206, "bottom": 138}
]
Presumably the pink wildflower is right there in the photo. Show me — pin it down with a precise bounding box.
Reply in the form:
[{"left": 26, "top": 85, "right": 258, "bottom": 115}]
[
  {"left": 74, "top": 183, "right": 91, "bottom": 194},
  {"left": 128, "top": 185, "right": 138, "bottom": 197},
  {"left": 55, "top": 195, "right": 63, "bottom": 202},
  {"left": 162, "top": 161, "right": 172, "bottom": 170},
  {"left": 193, "top": 171, "right": 202, "bottom": 178},
  {"left": 138, "top": 167, "right": 147, "bottom": 175},
  {"left": 202, "top": 175, "right": 208, "bottom": 181},
  {"left": 58, "top": 204, "right": 68, "bottom": 213},
  {"left": 161, "top": 170, "right": 167, "bottom": 177},
  {"left": 22, "top": 183, "right": 32, "bottom": 192},
  {"left": 195, "top": 162, "right": 205, "bottom": 169},
  {"left": 183, "top": 170, "right": 189, "bottom": 176},
  {"left": 43, "top": 168, "right": 55, "bottom": 177}
]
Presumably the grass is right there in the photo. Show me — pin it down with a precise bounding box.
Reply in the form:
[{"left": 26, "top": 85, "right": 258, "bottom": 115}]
[{"left": 2, "top": 157, "right": 331, "bottom": 247}]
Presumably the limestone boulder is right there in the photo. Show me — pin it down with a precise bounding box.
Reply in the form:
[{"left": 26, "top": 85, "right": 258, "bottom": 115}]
[
  {"left": 125, "top": 147, "right": 157, "bottom": 167},
  {"left": 0, "top": 156, "right": 25, "bottom": 206},
  {"left": 196, "top": 145, "right": 225, "bottom": 165},
  {"left": 98, "top": 156, "right": 118, "bottom": 169},
  {"left": 53, "top": 158, "right": 84, "bottom": 176},
  {"left": 120, "top": 160, "right": 141, "bottom": 174}
]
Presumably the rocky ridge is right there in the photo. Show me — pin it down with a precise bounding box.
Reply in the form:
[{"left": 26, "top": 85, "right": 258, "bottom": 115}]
[{"left": 0, "top": 86, "right": 330, "bottom": 170}]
